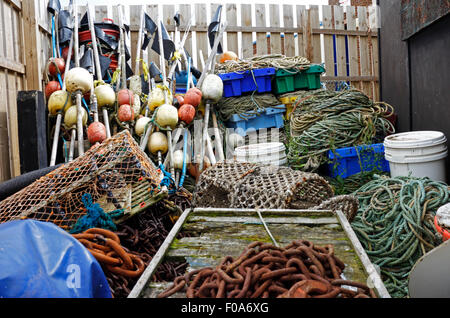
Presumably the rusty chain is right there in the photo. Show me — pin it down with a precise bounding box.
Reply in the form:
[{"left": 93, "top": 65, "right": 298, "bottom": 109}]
[
  {"left": 73, "top": 228, "right": 146, "bottom": 279},
  {"left": 158, "top": 240, "right": 376, "bottom": 298}
]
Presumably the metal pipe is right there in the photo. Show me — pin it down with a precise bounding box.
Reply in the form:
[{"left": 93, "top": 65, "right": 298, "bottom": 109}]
[{"left": 73, "top": 3, "right": 84, "bottom": 156}]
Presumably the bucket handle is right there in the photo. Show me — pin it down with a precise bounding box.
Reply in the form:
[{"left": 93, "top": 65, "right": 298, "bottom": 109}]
[{"left": 103, "top": 18, "right": 115, "bottom": 24}]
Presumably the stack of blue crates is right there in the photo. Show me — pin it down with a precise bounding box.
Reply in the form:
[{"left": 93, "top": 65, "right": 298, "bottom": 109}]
[{"left": 218, "top": 67, "right": 285, "bottom": 136}]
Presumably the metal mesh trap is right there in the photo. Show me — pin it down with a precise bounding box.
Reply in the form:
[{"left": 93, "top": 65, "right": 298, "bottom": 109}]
[
  {"left": 0, "top": 130, "right": 162, "bottom": 231},
  {"left": 194, "top": 161, "right": 335, "bottom": 210}
]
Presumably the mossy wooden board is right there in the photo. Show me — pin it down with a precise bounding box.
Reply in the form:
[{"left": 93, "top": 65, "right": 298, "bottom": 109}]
[{"left": 129, "top": 208, "right": 390, "bottom": 298}]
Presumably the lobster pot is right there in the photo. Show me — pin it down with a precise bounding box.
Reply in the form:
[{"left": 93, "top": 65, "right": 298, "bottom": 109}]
[
  {"left": 194, "top": 162, "right": 337, "bottom": 208},
  {"left": 0, "top": 131, "right": 162, "bottom": 231}
]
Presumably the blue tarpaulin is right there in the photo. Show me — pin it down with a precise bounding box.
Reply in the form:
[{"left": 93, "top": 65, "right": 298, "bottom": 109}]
[{"left": 0, "top": 220, "right": 111, "bottom": 298}]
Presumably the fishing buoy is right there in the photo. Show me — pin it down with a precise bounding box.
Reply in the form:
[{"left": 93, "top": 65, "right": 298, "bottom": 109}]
[
  {"left": 201, "top": 74, "right": 223, "bottom": 102},
  {"left": 87, "top": 121, "right": 107, "bottom": 144},
  {"left": 178, "top": 104, "right": 196, "bottom": 125},
  {"left": 220, "top": 51, "right": 238, "bottom": 63},
  {"left": 48, "top": 57, "right": 66, "bottom": 77},
  {"left": 47, "top": 90, "right": 72, "bottom": 115},
  {"left": 117, "top": 89, "right": 134, "bottom": 106},
  {"left": 147, "top": 86, "right": 170, "bottom": 112},
  {"left": 118, "top": 104, "right": 135, "bottom": 122},
  {"left": 183, "top": 87, "right": 202, "bottom": 107},
  {"left": 64, "top": 105, "right": 87, "bottom": 128},
  {"left": 65, "top": 67, "right": 93, "bottom": 94},
  {"left": 155, "top": 104, "right": 178, "bottom": 129},
  {"left": 174, "top": 95, "right": 185, "bottom": 107},
  {"left": 173, "top": 150, "right": 185, "bottom": 170},
  {"left": 188, "top": 155, "right": 211, "bottom": 179},
  {"left": 148, "top": 131, "right": 168, "bottom": 155},
  {"left": 132, "top": 93, "right": 141, "bottom": 117},
  {"left": 135, "top": 116, "right": 151, "bottom": 137},
  {"left": 95, "top": 84, "right": 116, "bottom": 108},
  {"left": 45, "top": 81, "right": 62, "bottom": 99},
  {"left": 62, "top": 46, "right": 73, "bottom": 62}
]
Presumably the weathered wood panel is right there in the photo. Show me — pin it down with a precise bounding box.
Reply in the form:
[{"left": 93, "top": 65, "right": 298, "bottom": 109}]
[
  {"left": 269, "top": 4, "right": 281, "bottom": 55},
  {"left": 240, "top": 3, "right": 252, "bottom": 59},
  {"left": 195, "top": 3, "right": 208, "bottom": 70},
  {"left": 283, "top": 5, "right": 295, "bottom": 57},
  {"left": 225, "top": 3, "right": 238, "bottom": 55},
  {"left": 130, "top": 208, "right": 389, "bottom": 298},
  {"left": 255, "top": 4, "right": 267, "bottom": 56}
]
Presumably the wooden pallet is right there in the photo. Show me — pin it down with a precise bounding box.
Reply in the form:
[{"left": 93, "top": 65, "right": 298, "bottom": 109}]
[{"left": 128, "top": 207, "right": 391, "bottom": 298}]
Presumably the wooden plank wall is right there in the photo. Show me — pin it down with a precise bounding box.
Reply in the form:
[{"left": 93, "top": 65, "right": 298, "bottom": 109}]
[
  {"left": 0, "top": 2, "right": 380, "bottom": 182},
  {"left": 119, "top": 3, "right": 379, "bottom": 99},
  {"left": 0, "top": 0, "right": 25, "bottom": 181}
]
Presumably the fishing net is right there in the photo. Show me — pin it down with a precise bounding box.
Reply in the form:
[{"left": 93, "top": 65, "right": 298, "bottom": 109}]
[
  {"left": 193, "top": 162, "right": 357, "bottom": 219},
  {"left": 0, "top": 130, "right": 163, "bottom": 231}
]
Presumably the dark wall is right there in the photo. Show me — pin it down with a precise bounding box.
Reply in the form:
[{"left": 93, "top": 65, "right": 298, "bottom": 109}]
[
  {"left": 379, "top": 0, "right": 411, "bottom": 132},
  {"left": 379, "top": 1, "right": 450, "bottom": 178},
  {"left": 409, "top": 14, "right": 450, "bottom": 134}
]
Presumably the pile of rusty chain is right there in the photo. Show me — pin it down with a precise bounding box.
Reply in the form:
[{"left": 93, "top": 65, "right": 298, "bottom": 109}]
[
  {"left": 108, "top": 200, "right": 189, "bottom": 297},
  {"left": 167, "top": 190, "right": 192, "bottom": 216},
  {"left": 72, "top": 228, "right": 146, "bottom": 295},
  {"left": 158, "top": 240, "right": 376, "bottom": 298}
]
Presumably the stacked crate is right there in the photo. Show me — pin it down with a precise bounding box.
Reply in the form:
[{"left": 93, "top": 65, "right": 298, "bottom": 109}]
[
  {"left": 218, "top": 67, "right": 285, "bottom": 137},
  {"left": 274, "top": 64, "right": 326, "bottom": 119}
]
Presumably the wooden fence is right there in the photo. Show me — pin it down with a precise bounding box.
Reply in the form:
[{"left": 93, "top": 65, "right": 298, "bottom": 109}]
[{"left": 0, "top": 1, "right": 379, "bottom": 182}]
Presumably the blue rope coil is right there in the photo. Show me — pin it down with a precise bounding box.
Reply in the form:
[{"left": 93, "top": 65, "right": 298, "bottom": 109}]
[
  {"left": 69, "top": 193, "right": 124, "bottom": 234},
  {"left": 159, "top": 163, "right": 176, "bottom": 194}
]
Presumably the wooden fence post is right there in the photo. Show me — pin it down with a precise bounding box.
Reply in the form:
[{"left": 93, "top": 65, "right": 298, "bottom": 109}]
[{"left": 22, "top": 0, "right": 41, "bottom": 91}]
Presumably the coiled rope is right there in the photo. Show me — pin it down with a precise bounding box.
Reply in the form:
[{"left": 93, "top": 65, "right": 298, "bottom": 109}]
[
  {"left": 287, "top": 89, "right": 395, "bottom": 171},
  {"left": 351, "top": 175, "right": 450, "bottom": 298},
  {"left": 217, "top": 93, "right": 282, "bottom": 122},
  {"left": 215, "top": 54, "right": 311, "bottom": 74}
]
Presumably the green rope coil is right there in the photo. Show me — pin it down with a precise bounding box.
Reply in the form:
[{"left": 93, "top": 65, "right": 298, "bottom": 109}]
[
  {"left": 287, "top": 88, "right": 395, "bottom": 171},
  {"left": 351, "top": 175, "right": 449, "bottom": 298}
]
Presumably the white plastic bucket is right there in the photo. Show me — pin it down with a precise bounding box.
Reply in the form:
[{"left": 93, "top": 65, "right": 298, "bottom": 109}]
[
  {"left": 384, "top": 131, "right": 448, "bottom": 182},
  {"left": 235, "top": 142, "right": 287, "bottom": 166}
]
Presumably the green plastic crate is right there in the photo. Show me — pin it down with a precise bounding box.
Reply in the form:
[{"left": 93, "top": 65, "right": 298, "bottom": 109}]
[
  {"left": 273, "top": 64, "right": 325, "bottom": 94},
  {"left": 273, "top": 69, "right": 296, "bottom": 94},
  {"left": 294, "top": 64, "right": 325, "bottom": 90}
]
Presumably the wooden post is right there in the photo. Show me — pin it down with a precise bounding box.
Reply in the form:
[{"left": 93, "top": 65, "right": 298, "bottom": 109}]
[
  {"left": 346, "top": 6, "right": 360, "bottom": 89},
  {"left": 269, "top": 4, "right": 281, "bottom": 55},
  {"left": 322, "top": 5, "right": 335, "bottom": 78},
  {"left": 255, "top": 4, "right": 267, "bottom": 56},
  {"left": 226, "top": 4, "right": 238, "bottom": 55},
  {"left": 283, "top": 5, "right": 295, "bottom": 57},
  {"left": 22, "top": 0, "right": 41, "bottom": 91},
  {"left": 240, "top": 4, "right": 252, "bottom": 59}
]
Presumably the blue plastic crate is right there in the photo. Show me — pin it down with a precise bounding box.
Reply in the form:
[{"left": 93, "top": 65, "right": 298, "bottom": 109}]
[
  {"left": 218, "top": 72, "right": 245, "bottom": 97},
  {"left": 175, "top": 86, "right": 187, "bottom": 94},
  {"left": 175, "top": 71, "right": 197, "bottom": 94},
  {"left": 327, "top": 143, "right": 390, "bottom": 179},
  {"left": 225, "top": 105, "right": 286, "bottom": 136},
  {"left": 241, "top": 68, "right": 276, "bottom": 94},
  {"left": 218, "top": 68, "right": 276, "bottom": 97}
]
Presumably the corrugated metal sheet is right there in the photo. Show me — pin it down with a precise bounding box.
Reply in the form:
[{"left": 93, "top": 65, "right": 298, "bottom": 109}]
[{"left": 401, "top": 0, "right": 450, "bottom": 40}]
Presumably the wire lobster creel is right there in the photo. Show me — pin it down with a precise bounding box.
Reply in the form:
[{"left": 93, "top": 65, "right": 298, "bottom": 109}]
[
  {"left": 193, "top": 161, "right": 358, "bottom": 221},
  {"left": 0, "top": 130, "right": 162, "bottom": 231}
]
